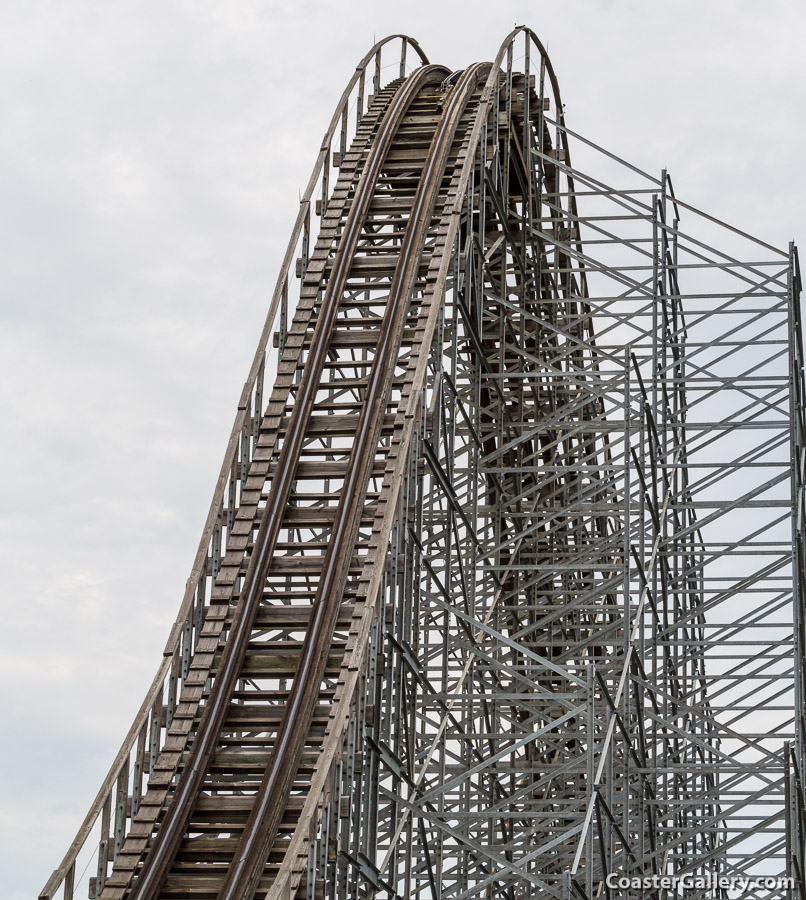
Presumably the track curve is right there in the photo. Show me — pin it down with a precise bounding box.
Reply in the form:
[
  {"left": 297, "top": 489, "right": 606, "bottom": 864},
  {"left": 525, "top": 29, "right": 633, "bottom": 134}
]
[{"left": 42, "top": 27, "right": 626, "bottom": 900}]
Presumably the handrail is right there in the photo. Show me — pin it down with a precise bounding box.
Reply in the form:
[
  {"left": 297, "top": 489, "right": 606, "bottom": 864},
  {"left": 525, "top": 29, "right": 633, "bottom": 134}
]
[
  {"left": 39, "top": 33, "right": 429, "bottom": 900},
  {"left": 127, "top": 62, "right": 449, "bottom": 900}
]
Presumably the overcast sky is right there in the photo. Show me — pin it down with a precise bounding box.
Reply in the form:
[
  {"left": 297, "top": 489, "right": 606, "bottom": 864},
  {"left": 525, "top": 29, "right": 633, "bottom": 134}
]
[{"left": 1, "top": 2, "right": 803, "bottom": 898}]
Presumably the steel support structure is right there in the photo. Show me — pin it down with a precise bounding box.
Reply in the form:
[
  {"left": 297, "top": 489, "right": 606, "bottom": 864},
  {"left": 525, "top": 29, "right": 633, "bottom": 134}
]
[{"left": 40, "top": 28, "right": 805, "bottom": 900}]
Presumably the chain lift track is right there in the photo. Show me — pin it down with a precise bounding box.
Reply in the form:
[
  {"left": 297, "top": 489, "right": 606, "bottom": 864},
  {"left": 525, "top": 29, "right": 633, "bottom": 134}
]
[{"left": 41, "top": 27, "right": 806, "bottom": 900}]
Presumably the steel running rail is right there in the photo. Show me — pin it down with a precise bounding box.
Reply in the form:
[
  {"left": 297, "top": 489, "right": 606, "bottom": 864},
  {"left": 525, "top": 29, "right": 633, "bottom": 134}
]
[
  {"left": 37, "top": 34, "right": 428, "bottom": 900},
  {"left": 125, "top": 63, "right": 451, "bottom": 900},
  {"left": 45, "top": 27, "right": 605, "bottom": 900},
  {"left": 217, "top": 60, "right": 489, "bottom": 900}
]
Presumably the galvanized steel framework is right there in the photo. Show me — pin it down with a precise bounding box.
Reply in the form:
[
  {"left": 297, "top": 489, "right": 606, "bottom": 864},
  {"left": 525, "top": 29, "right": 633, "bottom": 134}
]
[{"left": 41, "top": 29, "right": 806, "bottom": 900}]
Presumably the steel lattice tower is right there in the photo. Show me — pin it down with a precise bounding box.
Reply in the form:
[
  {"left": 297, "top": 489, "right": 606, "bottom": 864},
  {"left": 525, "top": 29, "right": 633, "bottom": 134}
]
[{"left": 41, "top": 29, "right": 806, "bottom": 900}]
